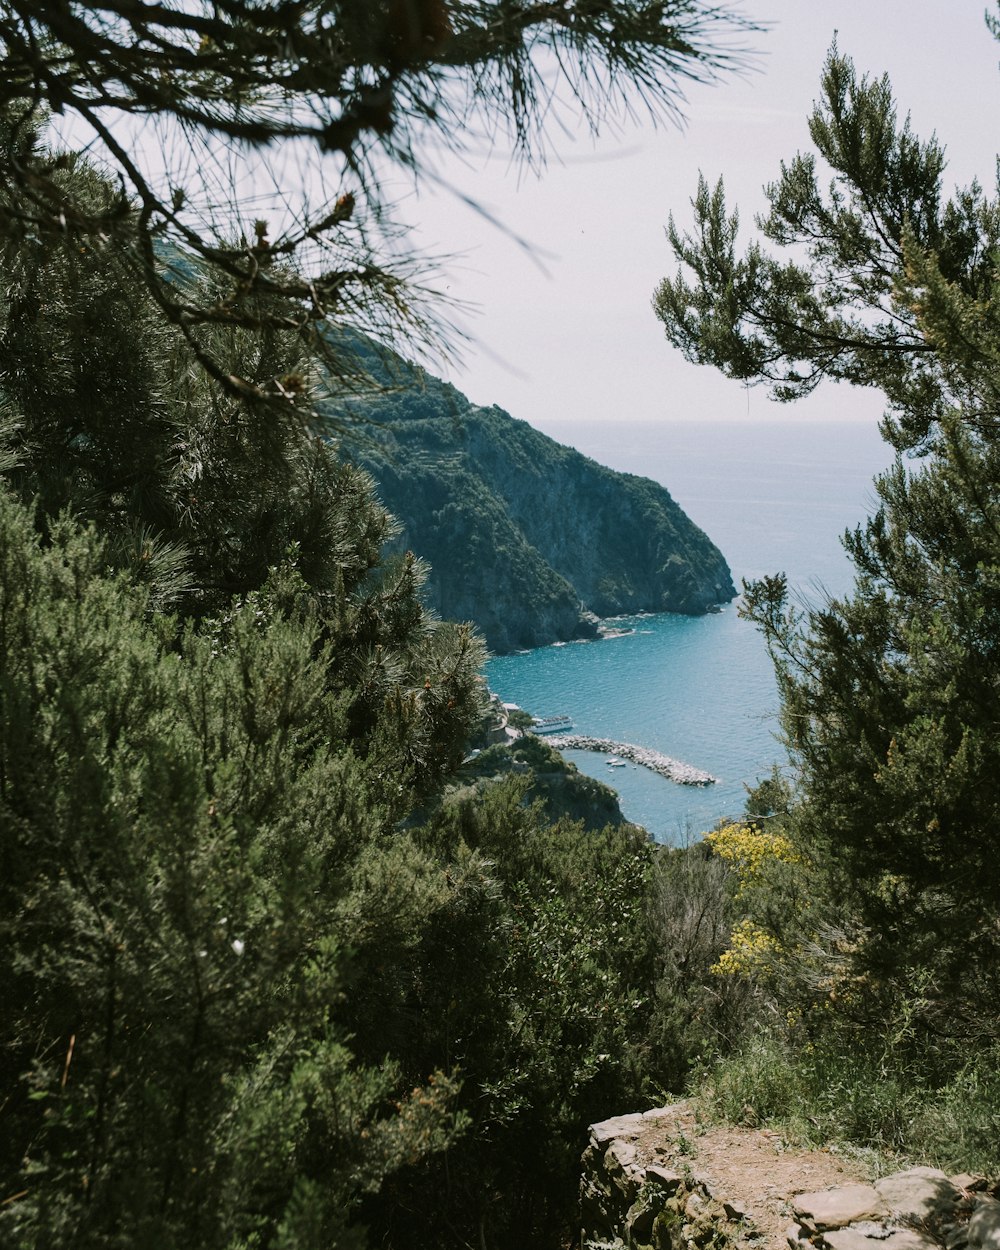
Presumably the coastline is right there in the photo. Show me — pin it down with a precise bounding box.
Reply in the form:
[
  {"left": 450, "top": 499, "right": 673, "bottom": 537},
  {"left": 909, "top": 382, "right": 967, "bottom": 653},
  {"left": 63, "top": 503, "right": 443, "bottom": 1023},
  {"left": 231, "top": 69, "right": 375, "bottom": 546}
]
[{"left": 544, "top": 734, "right": 717, "bottom": 787}]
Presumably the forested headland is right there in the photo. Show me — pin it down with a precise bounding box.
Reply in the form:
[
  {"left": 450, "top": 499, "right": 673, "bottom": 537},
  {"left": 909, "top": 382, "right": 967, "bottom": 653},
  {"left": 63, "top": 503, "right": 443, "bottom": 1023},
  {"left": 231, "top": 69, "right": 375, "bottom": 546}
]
[
  {"left": 3, "top": 3, "right": 1000, "bottom": 1249},
  {"left": 332, "top": 344, "right": 735, "bottom": 652}
]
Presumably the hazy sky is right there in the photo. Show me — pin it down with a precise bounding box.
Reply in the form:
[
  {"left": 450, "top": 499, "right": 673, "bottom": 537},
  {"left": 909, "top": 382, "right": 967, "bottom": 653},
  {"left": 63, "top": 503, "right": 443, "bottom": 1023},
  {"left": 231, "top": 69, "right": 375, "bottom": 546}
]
[{"left": 399, "top": 0, "right": 1000, "bottom": 434}]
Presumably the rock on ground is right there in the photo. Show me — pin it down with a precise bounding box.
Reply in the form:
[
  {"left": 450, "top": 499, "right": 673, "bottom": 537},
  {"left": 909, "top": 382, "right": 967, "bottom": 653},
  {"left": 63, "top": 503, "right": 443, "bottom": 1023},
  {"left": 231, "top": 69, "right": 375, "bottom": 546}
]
[{"left": 581, "top": 1100, "right": 998, "bottom": 1250}]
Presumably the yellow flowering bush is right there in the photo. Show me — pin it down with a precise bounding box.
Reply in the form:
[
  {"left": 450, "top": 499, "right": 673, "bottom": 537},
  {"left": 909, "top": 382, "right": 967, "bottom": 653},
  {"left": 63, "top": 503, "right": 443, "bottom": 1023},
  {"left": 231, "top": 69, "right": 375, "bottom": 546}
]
[
  {"left": 703, "top": 822, "right": 807, "bottom": 982},
  {"left": 711, "top": 920, "right": 779, "bottom": 978},
  {"left": 703, "top": 822, "right": 800, "bottom": 896}
]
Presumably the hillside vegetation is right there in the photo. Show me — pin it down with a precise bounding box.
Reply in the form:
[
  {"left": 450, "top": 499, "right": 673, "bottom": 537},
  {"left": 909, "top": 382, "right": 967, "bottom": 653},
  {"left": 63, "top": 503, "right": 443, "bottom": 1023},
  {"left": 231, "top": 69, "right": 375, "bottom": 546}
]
[
  {"left": 333, "top": 354, "right": 735, "bottom": 652},
  {"left": 654, "top": 42, "right": 1000, "bottom": 1177},
  {"left": 0, "top": 99, "right": 742, "bottom": 1250},
  {"left": 8, "top": 4, "right": 1000, "bottom": 1247}
]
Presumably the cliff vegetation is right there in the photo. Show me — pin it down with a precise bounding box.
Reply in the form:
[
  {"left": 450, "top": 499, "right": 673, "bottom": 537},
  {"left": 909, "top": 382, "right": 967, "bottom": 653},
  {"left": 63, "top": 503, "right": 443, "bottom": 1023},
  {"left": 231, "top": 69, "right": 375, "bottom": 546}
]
[{"left": 331, "top": 349, "right": 735, "bottom": 652}]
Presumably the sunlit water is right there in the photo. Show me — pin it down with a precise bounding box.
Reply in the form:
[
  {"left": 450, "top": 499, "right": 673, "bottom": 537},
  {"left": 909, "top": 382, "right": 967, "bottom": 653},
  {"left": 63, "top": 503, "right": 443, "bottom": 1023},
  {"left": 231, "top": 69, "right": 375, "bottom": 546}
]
[{"left": 484, "top": 419, "right": 893, "bottom": 844}]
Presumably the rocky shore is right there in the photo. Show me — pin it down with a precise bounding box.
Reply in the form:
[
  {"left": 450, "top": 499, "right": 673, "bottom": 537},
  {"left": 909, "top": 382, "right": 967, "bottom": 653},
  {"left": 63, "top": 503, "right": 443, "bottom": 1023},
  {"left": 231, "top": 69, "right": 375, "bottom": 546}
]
[{"left": 545, "top": 735, "right": 717, "bottom": 786}]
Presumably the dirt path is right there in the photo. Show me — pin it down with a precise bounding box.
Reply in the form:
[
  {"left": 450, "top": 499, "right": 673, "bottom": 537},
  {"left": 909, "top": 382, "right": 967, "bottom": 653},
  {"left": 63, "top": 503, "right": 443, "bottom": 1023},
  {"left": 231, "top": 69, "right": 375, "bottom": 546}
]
[{"left": 629, "top": 1103, "right": 871, "bottom": 1248}]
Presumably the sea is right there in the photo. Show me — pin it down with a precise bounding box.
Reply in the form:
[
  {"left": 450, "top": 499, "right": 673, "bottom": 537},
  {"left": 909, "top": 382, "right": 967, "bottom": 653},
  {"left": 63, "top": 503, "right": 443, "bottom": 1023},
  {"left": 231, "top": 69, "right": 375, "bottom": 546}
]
[{"left": 483, "top": 419, "right": 895, "bottom": 845}]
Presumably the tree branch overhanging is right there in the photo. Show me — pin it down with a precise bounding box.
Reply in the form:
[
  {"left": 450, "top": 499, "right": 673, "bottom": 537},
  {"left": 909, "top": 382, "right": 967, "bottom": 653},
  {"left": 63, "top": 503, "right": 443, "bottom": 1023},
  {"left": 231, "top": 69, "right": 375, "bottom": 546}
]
[{"left": 0, "top": 1, "right": 761, "bottom": 412}]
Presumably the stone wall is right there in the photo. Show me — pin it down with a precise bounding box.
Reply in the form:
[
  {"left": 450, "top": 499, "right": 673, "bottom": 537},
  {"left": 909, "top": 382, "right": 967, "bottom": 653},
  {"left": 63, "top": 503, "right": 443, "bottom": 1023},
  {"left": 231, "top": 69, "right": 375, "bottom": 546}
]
[
  {"left": 581, "top": 1108, "right": 753, "bottom": 1250},
  {"left": 581, "top": 1105, "right": 1000, "bottom": 1250},
  {"left": 789, "top": 1170, "right": 1000, "bottom": 1250}
]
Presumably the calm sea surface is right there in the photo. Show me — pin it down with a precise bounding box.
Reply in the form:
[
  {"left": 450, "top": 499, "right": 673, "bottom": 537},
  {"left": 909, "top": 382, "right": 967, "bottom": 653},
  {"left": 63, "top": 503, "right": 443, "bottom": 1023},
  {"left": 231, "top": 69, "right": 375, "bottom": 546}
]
[{"left": 483, "top": 419, "right": 893, "bottom": 844}]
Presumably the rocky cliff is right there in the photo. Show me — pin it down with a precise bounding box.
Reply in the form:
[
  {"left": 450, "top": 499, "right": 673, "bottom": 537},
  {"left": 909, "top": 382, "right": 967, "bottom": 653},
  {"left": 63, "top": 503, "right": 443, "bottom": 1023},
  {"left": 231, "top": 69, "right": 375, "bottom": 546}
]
[{"left": 331, "top": 352, "right": 735, "bottom": 653}]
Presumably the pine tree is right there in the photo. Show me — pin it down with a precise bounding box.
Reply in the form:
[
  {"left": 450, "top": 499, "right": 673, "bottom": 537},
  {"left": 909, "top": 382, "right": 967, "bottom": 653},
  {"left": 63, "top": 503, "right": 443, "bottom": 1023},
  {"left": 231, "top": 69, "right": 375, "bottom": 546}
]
[
  {"left": 0, "top": 135, "right": 488, "bottom": 795},
  {"left": 655, "top": 41, "right": 1000, "bottom": 1037},
  {"left": 0, "top": 2, "right": 759, "bottom": 404},
  {"left": 0, "top": 493, "right": 471, "bottom": 1249}
]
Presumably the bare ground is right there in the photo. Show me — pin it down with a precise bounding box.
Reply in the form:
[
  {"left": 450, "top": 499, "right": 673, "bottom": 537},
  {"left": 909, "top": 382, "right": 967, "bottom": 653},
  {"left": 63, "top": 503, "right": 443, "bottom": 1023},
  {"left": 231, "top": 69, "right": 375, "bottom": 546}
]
[{"left": 629, "top": 1102, "right": 871, "bottom": 1249}]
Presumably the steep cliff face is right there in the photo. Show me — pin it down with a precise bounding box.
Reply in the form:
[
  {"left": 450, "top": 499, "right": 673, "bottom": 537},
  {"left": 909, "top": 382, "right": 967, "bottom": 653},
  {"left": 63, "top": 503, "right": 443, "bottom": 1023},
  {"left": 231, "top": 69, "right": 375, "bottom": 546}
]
[
  {"left": 333, "top": 359, "right": 735, "bottom": 653},
  {"left": 462, "top": 413, "right": 734, "bottom": 617}
]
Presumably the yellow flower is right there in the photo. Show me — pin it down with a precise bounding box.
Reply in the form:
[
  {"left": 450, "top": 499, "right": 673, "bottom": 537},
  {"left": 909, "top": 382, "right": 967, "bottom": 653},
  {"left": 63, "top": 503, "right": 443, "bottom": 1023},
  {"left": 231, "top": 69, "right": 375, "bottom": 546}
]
[
  {"left": 711, "top": 920, "right": 779, "bottom": 978},
  {"left": 704, "top": 822, "right": 800, "bottom": 894}
]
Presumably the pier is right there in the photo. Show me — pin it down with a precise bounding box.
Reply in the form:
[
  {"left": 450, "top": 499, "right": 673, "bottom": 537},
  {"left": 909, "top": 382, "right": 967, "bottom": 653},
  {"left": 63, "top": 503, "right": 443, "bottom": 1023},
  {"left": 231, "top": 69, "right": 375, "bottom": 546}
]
[{"left": 544, "top": 735, "right": 717, "bottom": 787}]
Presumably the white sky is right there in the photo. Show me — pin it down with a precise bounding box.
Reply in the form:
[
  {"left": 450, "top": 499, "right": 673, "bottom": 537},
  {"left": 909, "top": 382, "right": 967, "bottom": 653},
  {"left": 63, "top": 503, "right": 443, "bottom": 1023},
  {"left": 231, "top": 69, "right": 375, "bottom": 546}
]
[{"left": 396, "top": 0, "right": 1000, "bottom": 432}]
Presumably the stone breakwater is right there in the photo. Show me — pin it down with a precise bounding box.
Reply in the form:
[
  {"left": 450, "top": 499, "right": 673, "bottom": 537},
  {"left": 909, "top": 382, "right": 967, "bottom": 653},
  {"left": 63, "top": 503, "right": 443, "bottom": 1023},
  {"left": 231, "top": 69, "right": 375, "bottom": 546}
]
[{"left": 545, "top": 735, "right": 717, "bottom": 786}]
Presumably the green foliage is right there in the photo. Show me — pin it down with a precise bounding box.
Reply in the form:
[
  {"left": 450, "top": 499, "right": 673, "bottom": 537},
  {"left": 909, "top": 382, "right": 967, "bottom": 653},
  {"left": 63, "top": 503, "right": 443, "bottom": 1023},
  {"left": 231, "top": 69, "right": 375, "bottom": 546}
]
[
  {"left": 0, "top": 491, "right": 467, "bottom": 1249},
  {"left": 656, "top": 32, "right": 1000, "bottom": 1171},
  {"left": 701, "top": 1031, "right": 1000, "bottom": 1177},
  {"left": 0, "top": 478, "right": 669, "bottom": 1247},
  {"left": 654, "top": 44, "right": 1000, "bottom": 448},
  {"left": 645, "top": 840, "right": 766, "bottom": 1090},
  {"left": 0, "top": 158, "right": 375, "bottom": 612},
  {"left": 731, "top": 272, "right": 1000, "bottom": 1036},
  {"left": 333, "top": 365, "right": 735, "bottom": 652},
  {"left": 360, "top": 783, "right": 661, "bottom": 1246},
  {"left": 0, "top": 147, "right": 489, "bottom": 800},
  {"left": 0, "top": 138, "right": 491, "bottom": 1250},
  {"left": 457, "top": 734, "right": 627, "bottom": 829}
]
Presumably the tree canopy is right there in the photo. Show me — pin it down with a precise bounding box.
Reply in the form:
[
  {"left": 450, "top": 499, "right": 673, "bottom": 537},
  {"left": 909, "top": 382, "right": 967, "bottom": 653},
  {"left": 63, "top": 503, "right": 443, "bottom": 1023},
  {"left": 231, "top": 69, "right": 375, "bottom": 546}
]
[
  {"left": 655, "top": 38, "right": 1000, "bottom": 1043},
  {"left": 654, "top": 44, "right": 1000, "bottom": 451},
  {"left": 0, "top": 0, "right": 757, "bottom": 405}
]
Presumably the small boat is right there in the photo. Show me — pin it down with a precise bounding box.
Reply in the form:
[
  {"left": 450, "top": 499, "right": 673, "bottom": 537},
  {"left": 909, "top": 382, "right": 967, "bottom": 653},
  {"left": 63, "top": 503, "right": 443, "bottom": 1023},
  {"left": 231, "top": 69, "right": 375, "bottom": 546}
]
[{"left": 606, "top": 757, "right": 626, "bottom": 768}]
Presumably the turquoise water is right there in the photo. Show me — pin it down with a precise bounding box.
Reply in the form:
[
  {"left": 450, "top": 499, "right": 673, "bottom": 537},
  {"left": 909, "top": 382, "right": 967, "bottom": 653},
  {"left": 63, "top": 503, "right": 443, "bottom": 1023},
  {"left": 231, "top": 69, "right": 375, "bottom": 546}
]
[{"left": 484, "top": 419, "right": 894, "bottom": 844}]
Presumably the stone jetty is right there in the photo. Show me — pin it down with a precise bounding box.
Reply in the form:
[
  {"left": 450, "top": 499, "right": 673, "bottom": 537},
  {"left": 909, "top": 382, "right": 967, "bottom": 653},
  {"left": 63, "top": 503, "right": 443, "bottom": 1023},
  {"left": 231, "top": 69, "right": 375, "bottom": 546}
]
[{"left": 545, "top": 735, "right": 717, "bottom": 786}]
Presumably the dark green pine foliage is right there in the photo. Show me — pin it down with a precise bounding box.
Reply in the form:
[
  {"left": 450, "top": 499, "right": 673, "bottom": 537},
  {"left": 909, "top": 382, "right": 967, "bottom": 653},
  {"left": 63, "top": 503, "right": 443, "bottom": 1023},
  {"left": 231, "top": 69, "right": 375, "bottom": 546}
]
[
  {"left": 0, "top": 139, "right": 485, "bottom": 796},
  {"left": 0, "top": 496, "right": 468, "bottom": 1249},
  {"left": 0, "top": 137, "right": 492, "bottom": 1247},
  {"left": 0, "top": 133, "right": 682, "bottom": 1250},
  {"left": 355, "top": 781, "right": 659, "bottom": 1248},
  {"left": 0, "top": 147, "right": 373, "bottom": 610},
  {"left": 655, "top": 43, "right": 1000, "bottom": 1039},
  {"left": 654, "top": 45, "right": 1000, "bottom": 448},
  {"left": 0, "top": 486, "right": 659, "bottom": 1248},
  {"left": 460, "top": 733, "right": 629, "bottom": 830}
]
